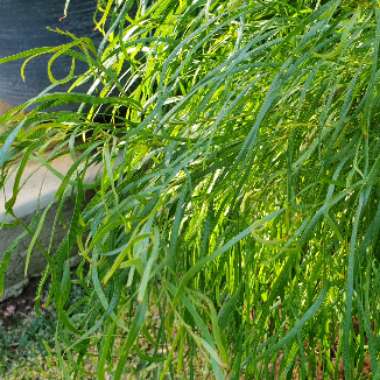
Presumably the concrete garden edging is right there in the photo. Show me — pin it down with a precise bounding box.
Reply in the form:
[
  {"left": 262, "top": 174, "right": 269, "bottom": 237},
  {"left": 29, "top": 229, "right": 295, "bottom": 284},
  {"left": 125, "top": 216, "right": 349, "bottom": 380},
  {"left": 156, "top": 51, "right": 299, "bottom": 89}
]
[{"left": 0, "top": 155, "right": 100, "bottom": 301}]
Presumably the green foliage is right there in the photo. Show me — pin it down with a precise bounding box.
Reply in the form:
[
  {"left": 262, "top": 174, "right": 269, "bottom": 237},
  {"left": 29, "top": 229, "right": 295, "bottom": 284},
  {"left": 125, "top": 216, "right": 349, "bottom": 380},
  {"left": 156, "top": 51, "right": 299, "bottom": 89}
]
[
  {"left": 0, "top": 300, "right": 56, "bottom": 377},
  {"left": 1, "top": 0, "right": 380, "bottom": 378}
]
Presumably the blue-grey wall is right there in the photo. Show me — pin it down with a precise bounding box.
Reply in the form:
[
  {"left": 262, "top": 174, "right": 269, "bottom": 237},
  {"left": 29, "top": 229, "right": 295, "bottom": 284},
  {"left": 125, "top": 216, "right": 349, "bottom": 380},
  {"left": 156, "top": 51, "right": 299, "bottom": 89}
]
[{"left": 0, "top": 0, "right": 98, "bottom": 105}]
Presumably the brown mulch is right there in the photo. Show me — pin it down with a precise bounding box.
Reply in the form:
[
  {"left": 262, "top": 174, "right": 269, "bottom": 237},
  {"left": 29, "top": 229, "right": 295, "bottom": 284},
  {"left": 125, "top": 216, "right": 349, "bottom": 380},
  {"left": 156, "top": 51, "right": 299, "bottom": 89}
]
[{"left": 0, "top": 278, "right": 40, "bottom": 328}]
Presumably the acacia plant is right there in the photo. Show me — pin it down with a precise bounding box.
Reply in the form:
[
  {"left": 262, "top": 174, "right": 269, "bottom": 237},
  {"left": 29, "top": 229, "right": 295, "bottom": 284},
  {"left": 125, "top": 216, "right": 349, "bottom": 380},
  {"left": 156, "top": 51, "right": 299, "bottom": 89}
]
[{"left": 0, "top": 0, "right": 380, "bottom": 378}]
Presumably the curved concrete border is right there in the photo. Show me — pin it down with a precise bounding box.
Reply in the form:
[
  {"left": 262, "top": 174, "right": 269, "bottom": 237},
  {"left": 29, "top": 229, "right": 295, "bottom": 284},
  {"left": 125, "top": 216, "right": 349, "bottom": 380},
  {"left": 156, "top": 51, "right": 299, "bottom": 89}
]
[{"left": 0, "top": 155, "right": 100, "bottom": 300}]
